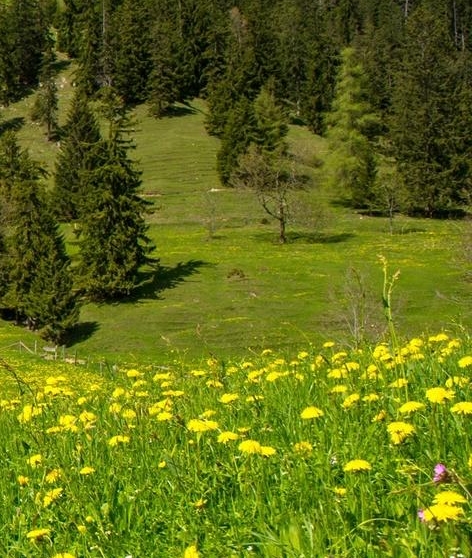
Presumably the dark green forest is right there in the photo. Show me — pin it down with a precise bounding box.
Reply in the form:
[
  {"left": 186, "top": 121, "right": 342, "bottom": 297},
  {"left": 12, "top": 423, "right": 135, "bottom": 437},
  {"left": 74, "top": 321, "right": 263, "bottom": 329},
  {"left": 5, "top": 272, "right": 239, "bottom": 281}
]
[{"left": 0, "top": 0, "right": 471, "bottom": 342}]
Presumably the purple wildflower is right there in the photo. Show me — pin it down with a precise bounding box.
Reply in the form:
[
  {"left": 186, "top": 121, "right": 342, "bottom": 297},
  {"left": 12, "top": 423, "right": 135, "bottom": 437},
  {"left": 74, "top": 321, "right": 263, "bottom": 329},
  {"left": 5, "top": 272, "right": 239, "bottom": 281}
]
[
  {"left": 433, "top": 463, "right": 450, "bottom": 483},
  {"left": 417, "top": 509, "right": 426, "bottom": 522}
]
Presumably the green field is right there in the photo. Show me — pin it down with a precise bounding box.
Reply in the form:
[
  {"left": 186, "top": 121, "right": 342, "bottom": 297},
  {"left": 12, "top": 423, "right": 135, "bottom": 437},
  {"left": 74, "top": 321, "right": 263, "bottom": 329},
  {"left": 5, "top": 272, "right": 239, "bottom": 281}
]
[{"left": 1, "top": 67, "right": 471, "bottom": 365}]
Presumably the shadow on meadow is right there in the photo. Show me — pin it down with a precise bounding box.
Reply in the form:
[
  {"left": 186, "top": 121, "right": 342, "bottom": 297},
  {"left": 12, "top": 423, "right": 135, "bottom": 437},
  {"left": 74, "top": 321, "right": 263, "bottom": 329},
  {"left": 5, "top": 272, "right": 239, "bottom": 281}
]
[
  {"left": 129, "top": 259, "right": 211, "bottom": 302},
  {"left": 253, "top": 231, "right": 355, "bottom": 244},
  {"left": 63, "top": 321, "right": 100, "bottom": 346}
]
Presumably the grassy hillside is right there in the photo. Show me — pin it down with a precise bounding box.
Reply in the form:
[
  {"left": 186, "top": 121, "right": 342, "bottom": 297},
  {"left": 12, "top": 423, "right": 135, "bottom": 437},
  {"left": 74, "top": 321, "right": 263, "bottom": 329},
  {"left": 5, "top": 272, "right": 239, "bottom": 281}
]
[{"left": 1, "top": 66, "right": 471, "bottom": 364}]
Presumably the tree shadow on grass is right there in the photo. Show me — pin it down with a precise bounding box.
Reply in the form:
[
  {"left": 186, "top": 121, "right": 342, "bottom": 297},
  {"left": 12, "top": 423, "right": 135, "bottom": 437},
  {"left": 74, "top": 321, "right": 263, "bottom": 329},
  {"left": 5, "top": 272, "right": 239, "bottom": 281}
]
[
  {"left": 0, "top": 116, "right": 25, "bottom": 135},
  {"left": 128, "top": 259, "right": 211, "bottom": 302},
  {"left": 253, "top": 231, "right": 355, "bottom": 244},
  {"left": 63, "top": 321, "right": 100, "bottom": 346}
]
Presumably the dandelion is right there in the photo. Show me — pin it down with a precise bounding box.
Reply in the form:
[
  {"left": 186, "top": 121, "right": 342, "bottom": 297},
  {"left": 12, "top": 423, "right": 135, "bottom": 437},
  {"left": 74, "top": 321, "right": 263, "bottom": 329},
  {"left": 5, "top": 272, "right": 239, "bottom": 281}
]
[
  {"left": 372, "top": 410, "right": 387, "bottom": 422},
  {"left": 27, "top": 454, "right": 43, "bottom": 468},
  {"left": 126, "top": 369, "right": 142, "bottom": 378},
  {"left": 451, "top": 402, "right": 472, "bottom": 415},
  {"left": 323, "top": 341, "right": 335, "bottom": 348},
  {"left": 158, "top": 461, "right": 166, "bottom": 468},
  {"left": 330, "top": 385, "right": 348, "bottom": 394},
  {"left": 45, "top": 469, "right": 62, "bottom": 483},
  {"left": 77, "top": 525, "right": 87, "bottom": 534},
  {"left": 433, "top": 491, "right": 467, "bottom": 505},
  {"left": 341, "top": 393, "right": 360, "bottom": 409},
  {"left": 43, "top": 487, "right": 63, "bottom": 508},
  {"left": 79, "top": 466, "right": 95, "bottom": 475},
  {"left": 426, "top": 387, "right": 455, "bottom": 404},
  {"left": 260, "top": 445, "right": 276, "bottom": 456},
  {"left": 343, "top": 459, "right": 372, "bottom": 472},
  {"left": 112, "top": 387, "right": 126, "bottom": 399},
  {"left": 156, "top": 411, "right": 173, "bottom": 421},
  {"left": 108, "top": 435, "right": 130, "bottom": 447},
  {"left": 388, "top": 378, "right": 408, "bottom": 388},
  {"left": 334, "top": 487, "right": 347, "bottom": 496},
  {"left": 206, "top": 379, "right": 223, "bottom": 388},
  {"left": 184, "top": 545, "right": 200, "bottom": 558},
  {"left": 26, "top": 528, "right": 51, "bottom": 541},
  {"left": 300, "top": 406, "right": 324, "bottom": 419},
  {"left": 398, "top": 401, "right": 425, "bottom": 414},
  {"left": 193, "top": 498, "right": 206, "bottom": 509},
  {"left": 458, "top": 356, "right": 472, "bottom": 368},
  {"left": 17, "top": 475, "right": 29, "bottom": 486},
  {"left": 217, "top": 431, "right": 240, "bottom": 444},
  {"left": 122, "top": 409, "right": 137, "bottom": 421},
  {"left": 219, "top": 393, "right": 239, "bottom": 404},
  {"left": 53, "top": 554, "right": 76, "bottom": 558},
  {"left": 293, "top": 441, "right": 313, "bottom": 455},
  {"left": 187, "top": 419, "right": 219, "bottom": 433},
  {"left": 362, "top": 393, "right": 380, "bottom": 403},
  {"left": 419, "top": 504, "right": 463, "bottom": 522},
  {"left": 446, "top": 376, "right": 469, "bottom": 388},
  {"left": 387, "top": 421, "right": 415, "bottom": 445},
  {"left": 239, "top": 440, "right": 262, "bottom": 454}
]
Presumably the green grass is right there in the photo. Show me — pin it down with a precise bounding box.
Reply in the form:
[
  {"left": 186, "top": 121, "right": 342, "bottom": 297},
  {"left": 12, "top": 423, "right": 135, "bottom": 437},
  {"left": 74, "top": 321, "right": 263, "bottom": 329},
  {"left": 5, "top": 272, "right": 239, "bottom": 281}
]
[
  {"left": 2, "top": 332, "right": 472, "bottom": 556},
  {"left": 1, "top": 66, "right": 471, "bottom": 364}
]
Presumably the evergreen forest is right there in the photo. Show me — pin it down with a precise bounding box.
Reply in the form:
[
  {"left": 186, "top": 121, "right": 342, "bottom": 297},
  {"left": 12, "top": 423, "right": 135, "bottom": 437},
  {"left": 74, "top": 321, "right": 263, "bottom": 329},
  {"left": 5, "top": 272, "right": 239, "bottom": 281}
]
[{"left": 0, "top": 0, "right": 471, "bottom": 344}]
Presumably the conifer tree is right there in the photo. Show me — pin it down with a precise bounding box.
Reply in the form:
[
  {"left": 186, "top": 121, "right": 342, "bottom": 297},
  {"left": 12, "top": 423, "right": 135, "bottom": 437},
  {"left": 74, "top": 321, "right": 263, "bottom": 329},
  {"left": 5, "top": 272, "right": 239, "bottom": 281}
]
[
  {"left": 31, "top": 37, "right": 59, "bottom": 141},
  {"left": 53, "top": 90, "right": 101, "bottom": 221},
  {"left": 0, "top": 136, "right": 79, "bottom": 342},
  {"left": 252, "top": 83, "right": 288, "bottom": 155},
  {"left": 324, "top": 47, "right": 380, "bottom": 208},
  {"left": 76, "top": 95, "right": 154, "bottom": 300}
]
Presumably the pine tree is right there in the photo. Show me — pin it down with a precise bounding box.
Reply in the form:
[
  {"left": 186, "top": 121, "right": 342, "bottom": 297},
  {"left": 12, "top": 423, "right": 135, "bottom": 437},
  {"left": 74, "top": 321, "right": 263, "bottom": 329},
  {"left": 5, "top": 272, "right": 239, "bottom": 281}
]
[
  {"left": 31, "top": 37, "right": 59, "bottom": 141},
  {"left": 0, "top": 137, "right": 79, "bottom": 342},
  {"left": 252, "top": 83, "right": 288, "bottom": 155},
  {"left": 324, "top": 47, "right": 380, "bottom": 208},
  {"left": 76, "top": 99, "right": 154, "bottom": 300},
  {"left": 389, "top": 6, "right": 470, "bottom": 215},
  {"left": 53, "top": 90, "right": 101, "bottom": 221}
]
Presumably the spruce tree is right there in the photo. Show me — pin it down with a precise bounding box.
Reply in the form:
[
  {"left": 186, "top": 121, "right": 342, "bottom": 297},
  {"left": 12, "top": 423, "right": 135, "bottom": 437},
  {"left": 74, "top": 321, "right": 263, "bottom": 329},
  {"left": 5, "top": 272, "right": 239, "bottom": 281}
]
[
  {"left": 252, "top": 83, "right": 288, "bottom": 155},
  {"left": 31, "top": 37, "right": 59, "bottom": 141},
  {"left": 324, "top": 47, "right": 380, "bottom": 208},
  {"left": 77, "top": 98, "right": 154, "bottom": 300},
  {"left": 52, "top": 90, "right": 101, "bottom": 221}
]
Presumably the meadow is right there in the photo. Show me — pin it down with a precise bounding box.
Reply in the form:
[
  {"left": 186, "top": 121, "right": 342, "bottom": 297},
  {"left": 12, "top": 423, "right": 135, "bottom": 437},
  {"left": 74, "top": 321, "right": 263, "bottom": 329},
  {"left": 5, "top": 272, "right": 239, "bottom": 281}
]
[
  {"left": 1, "top": 64, "right": 471, "bottom": 364},
  {"left": 2, "top": 325, "right": 472, "bottom": 557}
]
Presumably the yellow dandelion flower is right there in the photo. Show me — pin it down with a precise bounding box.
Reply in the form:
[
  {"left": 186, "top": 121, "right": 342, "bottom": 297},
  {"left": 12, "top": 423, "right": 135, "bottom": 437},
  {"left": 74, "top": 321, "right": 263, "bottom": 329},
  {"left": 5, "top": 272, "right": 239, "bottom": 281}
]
[
  {"left": 293, "top": 441, "right": 313, "bottom": 454},
  {"left": 153, "top": 372, "right": 172, "bottom": 381},
  {"left": 193, "top": 498, "right": 206, "bottom": 509},
  {"left": 217, "top": 431, "right": 240, "bottom": 444},
  {"left": 184, "top": 545, "right": 200, "bottom": 558},
  {"left": 300, "top": 405, "right": 324, "bottom": 419},
  {"left": 451, "top": 401, "right": 472, "bottom": 415},
  {"left": 343, "top": 459, "right": 372, "bottom": 472},
  {"left": 266, "top": 371, "right": 286, "bottom": 382},
  {"left": 238, "top": 426, "right": 251, "bottom": 433},
  {"left": 261, "top": 348, "right": 273, "bottom": 355},
  {"left": 246, "top": 394, "right": 265, "bottom": 402},
  {"left": 458, "top": 356, "right": 472, "bottom": 368},
  {"left": 362, "top": 393, "right": 380, "bottom": 403},
  {"left": 77, "top": 525, "right": 87, "bottom": 534},
  {"left": 259, "top": 444, "right": 276, "bottom": 456},
  {"left": 341, "top": 393, "right": 360, "bottom": 409},
  {"left": 334, "top": 487, "right": 347, "bottom": 496},
  {"left": 372, "top": 410, "right": 387, "bottom": 422},
  {"left": 298, "top": 351, "right": 309, "bottom": 359},
  {"left": 79, "top": 466, "right": 95, "bottom": 476},
  {"left": 45, "top": 469, "right": 62, "bottom": 483},
  {"left": 387, "top": 421, "right": 415, "bottom": 445},
  {"left": 421, "top": 504, "right": 463, "bottom": 522},
  {"left": 323, "top": 341, "right": 335, "bottom": 348},
  {"left": 433, "top": 491, "right": 467, "bottom": 505},
  {"left": 446, "top": 376, "right": 469, "bottom": 388},
  {"left": 108, "top": 435, "right": 130, "bottom": 447},
  {"left": 388, "top": 378, "right": 408, "bottom": 388},
  {"left": 158, "top": 461, "right": 166, "bottom": 468},
  {"left": 187, "top": 419, "right": 219, "bottom": 433},
  {"left": 345, "top": 362, "right": 360, "bottom": 371},
  {"left": 79, "top": 411, "right": 97, "bottom": 424},
  {"left": 200, "top": 410, "right": 217, "bottom": 418},
  {"left": 27, "top": 454, "right": 43, "bottom": 468},
  {"left": 17, "top": 475, "right": 29, "bottom": 486},
  {"left": 426, "top": 387, "right": 455, "bottom": 404},
  {"left": 112, "top": 387, "right": 126, "bottom": 399},
  {"left": 156, "top": 411, "right": 173, "bottom": 421},
  {"left": 206, "top": 379, "right": 223, "bottom": 388},
  {"left": 238, "top": 439, "right": 262, "bottom": 454},
  {"left": 122, "top": 409, "right": 137, "bottom": 421},
  {"left": 26, "top": 528, "right": 51, "bottom": 541},
  {"left": 126, "top": 369, "right": 142, "bottom": 378},
  {"left": 109, "top": 402, "right": 122, "bottom": 414},
  {"left": 398, "top": 401, "right": 425, "bottom": 414},
  {"left": 332, "top": 351, "right": 347, "bottom": 363},
  {"left": 43, "top": 487, "right": 63, "bottom": 508},
  {"left": 468, "top": 455, "right": 472, "bottom": 469},
  {"left": 53, "top": 553, "right": 76, "bottom": 558},
  {"left": 327, "top": 368, "right": 347, "bottom": 379},
  {"left": 219, "top": 393, "right": 239, "bottom": 404}
]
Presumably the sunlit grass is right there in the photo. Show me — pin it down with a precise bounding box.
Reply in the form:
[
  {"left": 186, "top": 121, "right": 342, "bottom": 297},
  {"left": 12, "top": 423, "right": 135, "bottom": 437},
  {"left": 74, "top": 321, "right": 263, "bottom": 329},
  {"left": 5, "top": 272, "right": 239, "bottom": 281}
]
[{"left": 2, "top": 331, "right": 472, "bottom": 556}]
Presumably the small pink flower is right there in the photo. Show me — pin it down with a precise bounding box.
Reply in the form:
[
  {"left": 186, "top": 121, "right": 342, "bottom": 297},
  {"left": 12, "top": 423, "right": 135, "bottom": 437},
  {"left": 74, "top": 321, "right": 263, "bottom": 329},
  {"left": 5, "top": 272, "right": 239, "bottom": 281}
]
[
  {"left": 418, "top": 509, "right": 426, "bottom": 522},
  {"left": 433, "top": 463, "right": 450, "bottom": 483}
]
